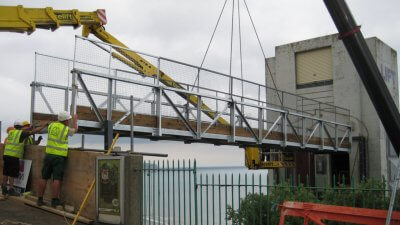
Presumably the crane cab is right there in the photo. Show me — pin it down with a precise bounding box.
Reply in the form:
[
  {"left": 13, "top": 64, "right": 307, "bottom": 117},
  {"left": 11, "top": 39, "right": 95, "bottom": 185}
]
[{"left": 245, "top": 147, "right": 296, "bottom": 169}]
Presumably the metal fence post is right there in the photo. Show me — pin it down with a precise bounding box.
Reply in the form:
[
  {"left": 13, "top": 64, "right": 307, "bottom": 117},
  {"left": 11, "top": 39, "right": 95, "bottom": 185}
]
[
  {"left": 386, "top": 155, "right": 400, "bottom": 225},
  {"left": 230, "top": 101, "right": 236, "bottom": 143},
  {"left": 107, "top": 78, "right": 113, "bottom": 121},
  {"left": 155, "top": 87, "right": 162, "bottom": 136},
  {"left": 157, "top": 57, "right": 161, "bottom": 85},
  {"left": 104, "top": 77, "right": 114, "bottom": 150},
  {"left": 197, "top": 68, "right": 200, "bottom": 93},
  {"left": 81, "top": 134, "right": 85, "bottom": 149},
  {"left": 70, "top": 71, "right": 78, "bottom": 116},
  {"left": 64, "top": 88, "right": 69, "bottom": 112},
  {"left": 258, "top": 108, "right": 263, "bottom": 144},
  {"left": 30, "top": 82, "right": 36, "bottom": 125},
  {"left": 197, "top": 96, "right": 202, "bottom": 139},
  {"left": 194, "top": 160, "right": 198, "bottom": 225},
  {"left": 282, "top": 112, "right": 287, "bottom": 147}
]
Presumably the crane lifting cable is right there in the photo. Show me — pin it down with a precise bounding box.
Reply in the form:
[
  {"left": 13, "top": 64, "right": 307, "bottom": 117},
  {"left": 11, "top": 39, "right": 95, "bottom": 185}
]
[
  {"left": 242, "top": 0, "right": 283, "bottom": 106},
  {"left": 196, "top": 0, "right": 291, "bottom": 169},
  {"left": 197, "top": 0, "right": 283, "bottom": 106}
]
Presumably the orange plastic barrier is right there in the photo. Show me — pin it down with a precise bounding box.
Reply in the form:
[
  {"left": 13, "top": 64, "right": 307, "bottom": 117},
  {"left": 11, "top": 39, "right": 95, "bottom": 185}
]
[{"left": 279, "top": 201, "right": 400, "bottom": 225}]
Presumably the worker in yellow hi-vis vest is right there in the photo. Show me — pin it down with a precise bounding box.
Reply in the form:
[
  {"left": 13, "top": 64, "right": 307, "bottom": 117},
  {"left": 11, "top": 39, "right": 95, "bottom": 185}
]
[
  {"left": 2, "top": 121, "right": 47, "bottom": 197},
  {"left": 21, "top": 121, "right": 43, "bottom": 145},
  {"left": 36, "top": 111, "right": 78, "bottom": 208}
]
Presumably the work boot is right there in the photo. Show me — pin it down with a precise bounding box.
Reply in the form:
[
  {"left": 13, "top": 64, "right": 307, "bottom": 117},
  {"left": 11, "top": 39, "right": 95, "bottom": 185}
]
[
  {"left": 7, "top": 188, "right": 19, "bottom": 196},
  {"left": 51, "top": 198, "right": 64, "bottom": 210},
  {"left": 1, "top": 185, "right": 7, "bottom": 196},
  {"left": 36, "top": 197, "right": 45, "bottom": 207}
]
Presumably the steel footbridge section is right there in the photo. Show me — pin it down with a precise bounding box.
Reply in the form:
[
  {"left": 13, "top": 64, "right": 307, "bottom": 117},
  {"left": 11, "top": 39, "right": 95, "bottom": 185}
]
[{"left": 30, "top": 36, "right": 351, "bottom": 152}]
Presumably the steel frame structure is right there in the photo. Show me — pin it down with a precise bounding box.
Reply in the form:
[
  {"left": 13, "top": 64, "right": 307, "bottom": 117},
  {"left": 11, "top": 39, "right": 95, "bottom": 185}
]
[{"left": 30, "top": 36, "right": 351, "bottom": 152}]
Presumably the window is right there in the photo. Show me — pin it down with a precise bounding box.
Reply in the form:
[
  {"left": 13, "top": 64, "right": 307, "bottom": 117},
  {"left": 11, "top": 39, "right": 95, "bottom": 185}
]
[{"left": 295, "top": 47, "right": 333, "bottom": 89}]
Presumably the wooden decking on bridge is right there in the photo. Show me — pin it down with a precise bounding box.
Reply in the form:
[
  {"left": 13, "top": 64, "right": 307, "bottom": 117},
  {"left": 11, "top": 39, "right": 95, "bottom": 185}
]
[{"left": 32, "top": 106, "right": 349, "bottom": 149}]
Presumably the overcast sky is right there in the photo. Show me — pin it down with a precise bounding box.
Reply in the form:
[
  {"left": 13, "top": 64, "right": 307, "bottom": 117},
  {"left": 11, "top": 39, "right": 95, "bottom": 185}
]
[{"left": 0, "top": 0, "right": 399, "bottom": 166}]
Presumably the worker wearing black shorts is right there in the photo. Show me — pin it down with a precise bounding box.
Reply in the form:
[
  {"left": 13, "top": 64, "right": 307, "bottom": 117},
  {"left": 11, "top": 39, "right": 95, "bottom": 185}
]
[
  {"left": 2, "top": 121, "right": 46, "bottom": 196},
  {"left": 37, "top": 111, "right": 78, "bottom": 208},
  {"left": 41, "top": 154, "right": 66, "bottom": 181}
]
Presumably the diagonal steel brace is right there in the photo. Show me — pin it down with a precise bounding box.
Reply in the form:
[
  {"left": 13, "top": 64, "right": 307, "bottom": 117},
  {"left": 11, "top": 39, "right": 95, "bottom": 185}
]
[
  {"left": 235, "top": 103, "right": 259, "bottom": 142},
  {"left": 163, "top": 90, "right": 196, "bottom": 137},
  {"left": 201, "top": 104, "right": 229, "bottom": 137},
  {"left": 77, "top": 73, "right": 104, "bottom": 123},
  {"left": 263, "top": 114, "right": 282, "bottom": 141},
  {"left": 287, "top": 116, "right": 301, "bottom": 144}
]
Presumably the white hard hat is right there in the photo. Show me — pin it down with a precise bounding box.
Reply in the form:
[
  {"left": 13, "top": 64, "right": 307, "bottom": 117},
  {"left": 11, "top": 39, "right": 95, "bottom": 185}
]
[
  {"left": 14, "top": 121, "right": 22, "bottom": 126},
  {"left": 58, "top": 111, "right": 72, "bottom": 122}
]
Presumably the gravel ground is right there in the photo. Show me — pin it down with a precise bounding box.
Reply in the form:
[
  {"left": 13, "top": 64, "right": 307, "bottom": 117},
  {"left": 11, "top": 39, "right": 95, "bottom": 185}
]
[{"left": 0, "top": 197, "right": 86, "bottom": 225}]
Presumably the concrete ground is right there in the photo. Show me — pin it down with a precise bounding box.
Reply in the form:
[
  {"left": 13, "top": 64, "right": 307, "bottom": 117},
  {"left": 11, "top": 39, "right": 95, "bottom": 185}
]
[{"left": 0, "top": 197, "right": 86, "bottom": 225}]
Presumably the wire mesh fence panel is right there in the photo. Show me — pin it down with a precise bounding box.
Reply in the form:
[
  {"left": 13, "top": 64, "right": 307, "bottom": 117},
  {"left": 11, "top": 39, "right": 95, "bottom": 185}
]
[
  {"left": 265, "top": 86, "right": 282, "bottom": 108},
  {"left": 161, "top": 90, "right": 184, "bottom": 119},
  {"left": 74, "top": 37, "right": 113, "bottom": 72},
  {"left": 199, "top": 69, "right": 230, "bottom": 96},
  {"left": 34, "top": 86, "right": 67, "bottom": 114},
  {"left": 115, "top": 82, "right": 154, "bottom": 115},
  {"left": 76, "top": 75, "right": 109, "bottom": 109},
  {"left": 287, "top": 114, "right": 302, "bottom": 140},
  {"left": 160, "top": 58, "right": 199, "bottom": 89},
  {"left": 35, "top": 54, "right": 71, "bottom": 87},
  {"left": 240, "top": 104, "right": 260, "bottom": 129}
]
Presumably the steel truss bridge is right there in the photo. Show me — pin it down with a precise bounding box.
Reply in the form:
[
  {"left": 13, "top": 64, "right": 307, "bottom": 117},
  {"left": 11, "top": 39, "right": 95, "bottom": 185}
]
[{"left": 31, "top": 36, "right": 351, "bottom": 152}]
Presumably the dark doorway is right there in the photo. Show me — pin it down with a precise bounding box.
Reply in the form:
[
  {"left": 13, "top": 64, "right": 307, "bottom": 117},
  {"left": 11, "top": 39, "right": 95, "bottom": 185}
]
[
  {"left": 295, "top": 152, "right": 315, "bottom": 186},
  {"left": 331, "top": 153, "right": 350, "bottom": 185}
]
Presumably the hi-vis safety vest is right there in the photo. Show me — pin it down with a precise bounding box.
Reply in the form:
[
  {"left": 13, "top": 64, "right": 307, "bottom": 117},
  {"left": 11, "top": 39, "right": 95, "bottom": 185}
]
[
  {"left": 4, "top": 129, "right": 24, "bottom": 159},
  {"left": 46, "top": 122, "right": 69, "bottom": 157},
  {"left": 26, "top": 136, "right": 34, "bottom": 145}
]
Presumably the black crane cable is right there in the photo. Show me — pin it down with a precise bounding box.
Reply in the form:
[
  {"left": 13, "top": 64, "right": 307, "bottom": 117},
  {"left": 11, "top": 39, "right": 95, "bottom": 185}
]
[
  {"left": 243, "top": 0, "right": 283, "bottom": 106},
  {"left": 192, "top": 0, "right": 228, "bottom": 91},
  {"left": 196, "top": 0, "right": 283, "bottom": 107}
]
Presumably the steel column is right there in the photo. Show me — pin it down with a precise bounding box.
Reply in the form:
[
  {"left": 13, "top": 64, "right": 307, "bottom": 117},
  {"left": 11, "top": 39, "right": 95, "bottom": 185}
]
[
  {"left": 197, "top": 96, "right": 202, "bottom": 139},
  {"left": 64, "top": 88, "right": 69, "bottom": 112},
  {"left": 30, "top": 82, "right": 36, "bottom": 124},
  {"left": 155, "top": 87, "right": 162, "bottom": 136},
  {"left": 103, "top": 120, "right": 113, "bottom": 150},
  {"left": 130, "top": 95, "right": 134, "bottom": 153},
  {"left": 229, "top": 101, "right": 236, "bottom": 143},
  {"left": 107, "top": 78, "right": 113, "bottom": 121},
  {"left": 282, "top": 113, "right": 287, "bottom": 147},
  {"left": 320, "top": 121, "right": 324, "bottom": 150},
  {"left": 70, "top": 71, "right": 78, "bottom": 116},
  {"left": 258, "top": 108, "right": 263, "bottom": 144},
  {"left": 301, "top": 117, "right": 306, "bottom": 149},
  {"left": 81, "top": 134, "right": 85, "bottom": 149}
]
